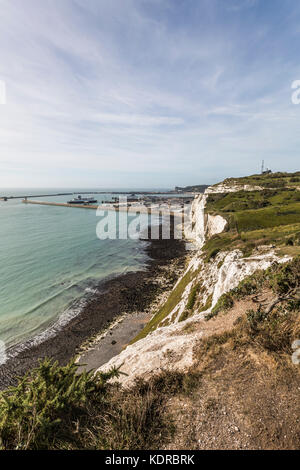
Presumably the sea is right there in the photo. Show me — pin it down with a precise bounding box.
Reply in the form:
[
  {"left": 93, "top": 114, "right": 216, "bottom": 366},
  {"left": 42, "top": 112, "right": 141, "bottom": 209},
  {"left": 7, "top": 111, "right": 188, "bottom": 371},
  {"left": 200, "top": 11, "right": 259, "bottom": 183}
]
[{"left": 0, "top": 188, "right": 167, "bottom": 354}]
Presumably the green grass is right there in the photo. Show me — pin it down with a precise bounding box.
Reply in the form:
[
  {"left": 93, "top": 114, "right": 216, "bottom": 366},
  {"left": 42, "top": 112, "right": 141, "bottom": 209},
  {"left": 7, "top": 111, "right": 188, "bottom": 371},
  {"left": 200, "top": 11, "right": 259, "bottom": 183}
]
[
  {"left": 131, "top": 268, "right": 198, "bottom": 343},
  {"left": 198, "top": 293, "right": 213, "bottom": 313},
  {"left": 203, "top": 233, "right": 235, "bottom": 262},
  {"left": 186, "top": 282, "right": 201, "bottom": 310},
  {"left": 178, "top": 310, "right": 192, "bottom": 322},
  {"left": 203, "top": 185, "right": 300, "bottom": 260},
  {"left": 232, "top": 203, "right": 300, "bottom": 232},
  {"left": 206, "top": 293, "right": 234, "bottom": 320},
  {"left": 215, "top": 171, "right": 300, "bottom": 189}
]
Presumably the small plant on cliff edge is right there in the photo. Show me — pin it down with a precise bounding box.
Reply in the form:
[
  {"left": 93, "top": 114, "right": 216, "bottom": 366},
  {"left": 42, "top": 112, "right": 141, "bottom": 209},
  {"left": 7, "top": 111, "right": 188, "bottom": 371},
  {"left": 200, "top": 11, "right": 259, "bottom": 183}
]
[
  {"left": 268, "top": 256, "right": 300, "bottom": 295},
  {"left": 206, "top": 292, "right": 234, "bottom": 320}
]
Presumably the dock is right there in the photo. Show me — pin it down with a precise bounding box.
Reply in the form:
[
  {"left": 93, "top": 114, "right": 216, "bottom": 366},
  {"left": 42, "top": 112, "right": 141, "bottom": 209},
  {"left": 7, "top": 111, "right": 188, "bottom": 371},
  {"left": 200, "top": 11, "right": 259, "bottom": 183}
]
[
  {"left": 22, "top": 199, "right": 185, "bottom": 218},
  {"left": 1, "top": 190, "right": 178, "bottom": 200},
  {"left": 22, "top": 199, "right": 99, "bottom": 210}
]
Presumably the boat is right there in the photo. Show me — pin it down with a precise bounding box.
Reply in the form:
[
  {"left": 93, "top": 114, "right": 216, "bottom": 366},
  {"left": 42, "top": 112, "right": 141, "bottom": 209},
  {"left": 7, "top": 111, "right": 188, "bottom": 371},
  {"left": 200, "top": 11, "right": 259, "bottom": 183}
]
[{"left": 67, "top": 195, "right": 98, "bottom": 205}]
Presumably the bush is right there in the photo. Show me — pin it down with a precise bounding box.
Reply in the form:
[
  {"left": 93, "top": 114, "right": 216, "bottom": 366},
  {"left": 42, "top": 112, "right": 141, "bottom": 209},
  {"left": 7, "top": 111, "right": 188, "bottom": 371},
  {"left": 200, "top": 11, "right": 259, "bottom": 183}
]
[
  {"left": 245, "top": 308, "right": 299, "bottom": 354},
  {"left": 179, "top": 310, "right": 191, "bottom": 322},
  {"left": 232, "top": 273, "right": 264, "bottom": 299},
  {"left": 206, "top": 247, "right": 220, "bottom": 262},
  {"left": 0, "top": 359, "right": 120, "bottom": 450},
  {"left": 206, "top": 292, "right": 234, "bottom": 320},
  {"left": 295, "top": 232, "right": 300, "bottom": 245},
  {"left": 0, "top": 360, "right": 186, "bottom": 451},
  {"left": 268, "top": 257, "right": 300, "bottom": 294}
]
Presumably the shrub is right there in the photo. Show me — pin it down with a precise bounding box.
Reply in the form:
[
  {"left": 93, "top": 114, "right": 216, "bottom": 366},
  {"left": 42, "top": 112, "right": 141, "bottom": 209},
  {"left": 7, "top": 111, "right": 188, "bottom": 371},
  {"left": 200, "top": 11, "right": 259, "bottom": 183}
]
[
  {"left": 231, "top": 274, "right": 264, "bottom": 299},
  {"left": 206, "top": 292, "right": 234, "bottom": 320},
  {"left": 0, "top": 359, "right": 120, "bottom": 450},
  {"left": 245, "top": 308, "right": 299, "bottom": 354},
  {"left": 0, "top": 360, "right": 190, "bottom": 451},
  {"left": 206, "top": 247, "right": 220, "bottom": 262},
  {"left": 294, "top": 232, "right": 300, "bottom": 245},
  {"left": 179, "top": 310, "right": 191, "bottom": 322},
  {"left": 268, "top": 257, "right": 300, "bottom": 294}
]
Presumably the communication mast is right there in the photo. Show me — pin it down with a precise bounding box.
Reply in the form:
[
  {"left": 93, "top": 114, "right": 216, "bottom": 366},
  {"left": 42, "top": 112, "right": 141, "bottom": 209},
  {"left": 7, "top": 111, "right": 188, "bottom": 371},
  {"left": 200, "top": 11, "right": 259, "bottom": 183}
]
[{"left": 261, "top": 160, "right": 272, "bottom": 175}]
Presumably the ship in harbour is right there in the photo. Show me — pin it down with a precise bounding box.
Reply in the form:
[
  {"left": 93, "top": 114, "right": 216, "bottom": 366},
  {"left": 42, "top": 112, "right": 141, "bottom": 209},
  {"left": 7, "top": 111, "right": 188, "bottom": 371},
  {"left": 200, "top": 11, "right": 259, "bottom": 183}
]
[{"left": 67, "top": 195, "right": 98, "bottom": 205}]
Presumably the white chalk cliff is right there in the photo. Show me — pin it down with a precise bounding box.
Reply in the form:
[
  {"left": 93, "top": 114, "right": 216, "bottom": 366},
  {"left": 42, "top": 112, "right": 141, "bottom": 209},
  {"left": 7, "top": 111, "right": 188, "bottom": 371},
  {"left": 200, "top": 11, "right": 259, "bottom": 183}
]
[
  {"left": 99, "top": 186, "right": 291, "bottom": 385},
  {"left": 185, "top": 193, "right": 227, "bottom": 246}
]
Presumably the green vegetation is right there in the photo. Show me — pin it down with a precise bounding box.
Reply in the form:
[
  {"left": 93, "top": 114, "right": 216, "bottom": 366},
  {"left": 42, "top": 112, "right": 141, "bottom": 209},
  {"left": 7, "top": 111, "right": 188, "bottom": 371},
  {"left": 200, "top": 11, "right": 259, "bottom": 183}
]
[
  {"left": 0, "top": 359, "right": 120, "bottom": 449},
  {"left": 175, "top": 184, "right": 209, "bottom": 193},
  {"left": 203, "top": 178, "right": 300, "bottom": 261},
  {"left": 206, "top": 293, "right": 234, "bottom": 320},
  {"left": 178, "top": 310, "right": 191, "bottom": 322},
  {"left": 196, "top": 259, "right": 300, "bottom": 359},
  {"left": 203, "top": 233, "right": 234, "bottom": 262},
  {"left": 131, "top": 268, "right": 198, "bottom": 343},
  {"left": 233, "top": 204, "right": 300, "bottom": 232},
  {"left": 0, "top": 360, "right": 195, "bottom": 450},
  {"left": 198, "top": 293, "right": 213, "bottom": 313},
  {"left": 177, "top": 282, "right": 203, "bottom": 321},
  {"left": 186, "top": 282, "right": 201, "bottom": 310},
  {"left": 218, "top": 171, "right": 300, "bottom": 189},
  {"left": 206, "top": 256, "right": 300, "bottom": 319},
  {"left": 206, "top": 188, "right": 300, "bottom": 230},
  {"left": 242, "top": 298, "right": 299, "bottom": 354}
]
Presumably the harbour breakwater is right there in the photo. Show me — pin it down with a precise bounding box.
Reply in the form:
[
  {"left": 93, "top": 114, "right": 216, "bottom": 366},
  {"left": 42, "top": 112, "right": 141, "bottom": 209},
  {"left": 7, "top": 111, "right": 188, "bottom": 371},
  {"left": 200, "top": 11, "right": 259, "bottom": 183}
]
[{"left": 22, "top": 199, "right": 186, "bottom": 218}]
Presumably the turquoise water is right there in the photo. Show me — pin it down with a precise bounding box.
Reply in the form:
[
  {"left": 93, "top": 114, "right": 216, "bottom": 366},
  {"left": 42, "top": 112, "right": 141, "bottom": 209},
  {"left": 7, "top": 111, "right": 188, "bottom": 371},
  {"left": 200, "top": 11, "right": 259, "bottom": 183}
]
[{"left": 0, "top": 190, "right": 150, "bottom": 350}]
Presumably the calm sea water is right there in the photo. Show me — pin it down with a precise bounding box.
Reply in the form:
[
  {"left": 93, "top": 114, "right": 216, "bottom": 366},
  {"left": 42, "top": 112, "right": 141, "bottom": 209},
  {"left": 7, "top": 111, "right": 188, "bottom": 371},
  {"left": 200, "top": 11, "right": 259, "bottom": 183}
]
[{"left": 0, "top": 189, "right": 154, "bottom": 350}]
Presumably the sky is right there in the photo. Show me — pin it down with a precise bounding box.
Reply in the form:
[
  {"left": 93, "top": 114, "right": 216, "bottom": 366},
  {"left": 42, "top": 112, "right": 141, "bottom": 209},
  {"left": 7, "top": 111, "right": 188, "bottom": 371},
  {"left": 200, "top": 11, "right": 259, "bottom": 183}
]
[{"left": 0, "top": 0, "right": 300, "bottom": 189}]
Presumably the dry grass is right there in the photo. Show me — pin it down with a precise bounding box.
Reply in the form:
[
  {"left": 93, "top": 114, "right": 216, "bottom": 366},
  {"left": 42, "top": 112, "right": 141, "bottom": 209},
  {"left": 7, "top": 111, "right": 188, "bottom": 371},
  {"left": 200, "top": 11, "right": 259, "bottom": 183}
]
[{"left": 162, "top": 288, "right": 300, "bottom": 450}]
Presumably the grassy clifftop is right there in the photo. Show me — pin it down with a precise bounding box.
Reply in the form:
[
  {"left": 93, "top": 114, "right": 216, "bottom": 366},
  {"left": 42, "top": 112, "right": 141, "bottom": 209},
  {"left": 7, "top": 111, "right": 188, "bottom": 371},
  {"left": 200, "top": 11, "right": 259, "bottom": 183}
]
[
  {"left": 204, "top": 174, "right": 300, "bottom": 261},
  {"left": 217, "top": 171, "right": 300, "bottom": 189}
]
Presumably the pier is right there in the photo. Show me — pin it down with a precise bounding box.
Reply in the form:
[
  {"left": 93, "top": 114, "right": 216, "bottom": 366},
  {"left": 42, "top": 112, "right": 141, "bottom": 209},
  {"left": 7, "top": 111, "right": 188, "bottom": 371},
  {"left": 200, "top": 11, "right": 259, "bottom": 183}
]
[
  {"left": 1, "top": 190, "right": 176, "bottom": 200},
  {"left": 22, "top": 199, "right": 186, "bottom": 218},
  {"left": 22, "top": 199, "right": 99, "bottom": 210}
]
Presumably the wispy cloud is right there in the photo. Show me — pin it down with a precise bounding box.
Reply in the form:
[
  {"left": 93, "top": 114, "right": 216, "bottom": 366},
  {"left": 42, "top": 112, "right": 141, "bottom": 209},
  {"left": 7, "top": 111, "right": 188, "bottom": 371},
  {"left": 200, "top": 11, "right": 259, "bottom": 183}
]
[
  {"left": 225, "top": 0, "right": 258, "bottom": 12},
  {"left": 0, "top": 0, "right": 300, "bottom": 188}
]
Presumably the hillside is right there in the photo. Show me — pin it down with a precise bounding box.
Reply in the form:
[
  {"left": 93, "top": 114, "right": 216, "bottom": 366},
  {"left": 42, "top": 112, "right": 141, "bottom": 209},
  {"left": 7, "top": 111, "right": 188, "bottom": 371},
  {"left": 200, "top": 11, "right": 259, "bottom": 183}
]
[
  {"left": 175, "top": 184, "right": 209, "bottom": 193},
  {"left": 215, "top": 171, "right": 300, "bottom": 189},
  {"left": 0, "top": 172, "right": 299, "bottom": 450}
]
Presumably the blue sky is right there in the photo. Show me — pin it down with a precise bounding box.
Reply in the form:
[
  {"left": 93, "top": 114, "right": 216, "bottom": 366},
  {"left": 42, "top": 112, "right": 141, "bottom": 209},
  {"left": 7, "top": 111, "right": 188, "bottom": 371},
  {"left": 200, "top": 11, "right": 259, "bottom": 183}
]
[{"left": 0, "top": 0, "right": 300, "bottom": 189}]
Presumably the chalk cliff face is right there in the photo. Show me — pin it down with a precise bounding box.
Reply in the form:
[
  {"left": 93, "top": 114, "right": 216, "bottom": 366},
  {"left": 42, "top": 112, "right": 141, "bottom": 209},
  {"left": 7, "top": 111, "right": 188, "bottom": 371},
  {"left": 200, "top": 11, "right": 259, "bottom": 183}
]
[
  {"left": 99, "top": 249, "right": 290, "bottom": 387},
  {"left": 161, "top": 248, "right": 290, "bottom": 325},
  {"left": 205, "top": 183, "right": 263, "bottom": 194},
  {"left": 186, "top": 193, "right": 227, "bottom": 246},
  {"left": 98, "top": 186, "right": 291, "bottom": 385}
]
